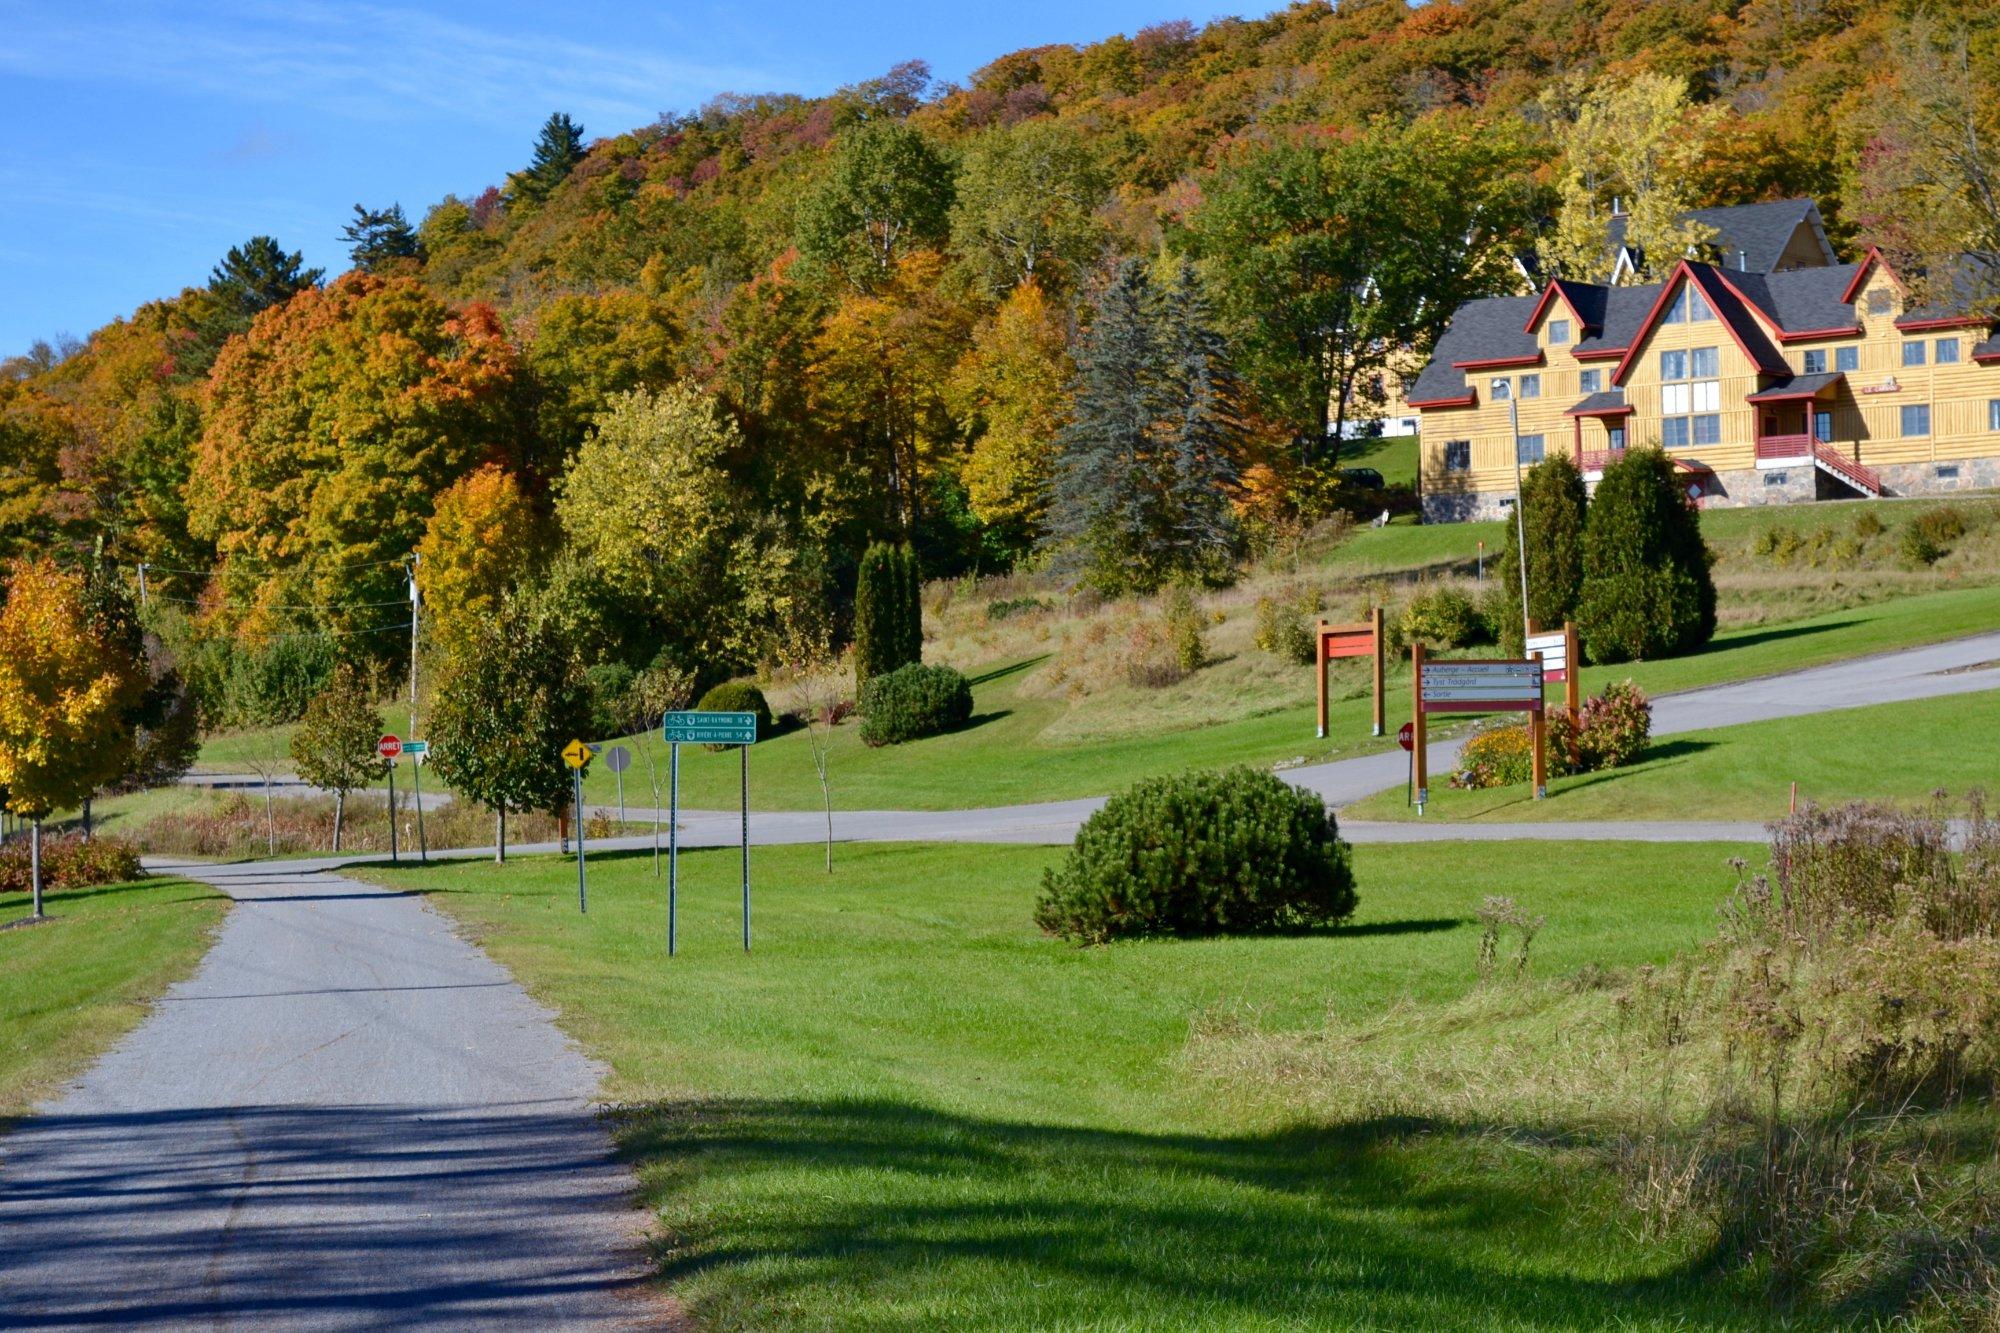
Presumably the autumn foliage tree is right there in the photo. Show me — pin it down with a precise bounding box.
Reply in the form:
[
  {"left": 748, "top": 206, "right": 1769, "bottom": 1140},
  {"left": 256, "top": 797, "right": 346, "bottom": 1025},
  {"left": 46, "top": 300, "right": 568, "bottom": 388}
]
[
  {"left": 0, "top": 559, "right": 147, "bottom": 915},
  {"left": 289, "top": 664, "right": 386, "bottom": 852},
  {"left": 416, "top": 464, "right": 549, "bottom": 665},
  {"left": 190, "top": 274, "right": 519, "bottom": 654}
]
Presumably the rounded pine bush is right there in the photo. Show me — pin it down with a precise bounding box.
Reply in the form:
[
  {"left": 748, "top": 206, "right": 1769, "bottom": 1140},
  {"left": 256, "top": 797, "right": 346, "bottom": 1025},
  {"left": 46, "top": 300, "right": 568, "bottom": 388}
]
[
  {"left": 694, "top": 680, "right": 773, "bottom": 743},
  {"left": 858, "top": 662, "right": 973, "bottom": 746},
  {"left": 1577, "top": 446, "right": 1716, "bottom": 664},
  {"left": 1034, "top": 767, "right": 1356, "bottom": 943}
]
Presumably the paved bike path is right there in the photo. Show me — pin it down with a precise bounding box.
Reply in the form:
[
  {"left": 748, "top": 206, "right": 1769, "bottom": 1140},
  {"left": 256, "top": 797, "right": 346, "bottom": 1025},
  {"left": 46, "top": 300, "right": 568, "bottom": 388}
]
[{"left": 0, "top": 858, "right": 670, "bottom": 1330}]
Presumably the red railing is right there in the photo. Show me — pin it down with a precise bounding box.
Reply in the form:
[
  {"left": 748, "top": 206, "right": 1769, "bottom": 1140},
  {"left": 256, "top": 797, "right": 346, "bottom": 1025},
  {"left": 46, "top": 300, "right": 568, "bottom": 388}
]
[
  {"left": 1578, "top": 447, "right": 1625, "bottom": 473},
  {"left": 1812, "top": 439, "right": 1881, "bottom": 494},
  {"left": 1755, "top": 433, "right": 1812, "bottom": 461}
]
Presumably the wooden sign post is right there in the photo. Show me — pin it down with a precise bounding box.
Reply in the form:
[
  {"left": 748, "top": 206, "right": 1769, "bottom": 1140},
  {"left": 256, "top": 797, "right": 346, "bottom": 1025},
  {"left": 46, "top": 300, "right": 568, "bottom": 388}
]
[
  {"left": 1525, "top": 619, "right": 1581, "bottom": 717},
  {"left": 1409, "top": 650, "right": 1547, "bottom": 813},
  {"left": 1316, "top": 606, "right": 1386, "bottom": 739}
]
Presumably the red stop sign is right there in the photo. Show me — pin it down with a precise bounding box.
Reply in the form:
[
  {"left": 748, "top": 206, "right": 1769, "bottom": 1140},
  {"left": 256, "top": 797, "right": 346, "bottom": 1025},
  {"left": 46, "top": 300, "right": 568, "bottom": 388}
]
[
  {"left": 377, "top": 734, "right": 403, "bottom": 760},
  {"left": 1397, "top": 722, "right": 1415, "bottom": 752}
]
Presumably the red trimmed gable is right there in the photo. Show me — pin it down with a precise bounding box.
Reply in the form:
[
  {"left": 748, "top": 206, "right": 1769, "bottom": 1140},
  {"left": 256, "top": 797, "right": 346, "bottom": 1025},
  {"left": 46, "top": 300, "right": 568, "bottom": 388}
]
[
  {"left": 1840, "top": 247, "right": 1904, "bottom": 305},
  {"left": 1610, "top": 262, "right": 1788, "bottom": 386},
  {"left": 1523, "top": 280, "right": 1599, "bottom": 336}
]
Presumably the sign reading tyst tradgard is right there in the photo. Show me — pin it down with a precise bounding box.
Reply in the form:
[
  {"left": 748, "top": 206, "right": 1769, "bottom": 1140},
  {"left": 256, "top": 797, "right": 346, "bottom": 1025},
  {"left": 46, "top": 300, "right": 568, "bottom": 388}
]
[{"left": 662, "top": 711, "right": 759, "bottom": 746}]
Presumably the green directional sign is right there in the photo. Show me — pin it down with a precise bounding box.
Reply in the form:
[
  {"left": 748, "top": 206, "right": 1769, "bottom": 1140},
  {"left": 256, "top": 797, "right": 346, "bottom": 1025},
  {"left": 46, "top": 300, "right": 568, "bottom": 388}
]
[
  {"left": 662, "top": 710, "right": 758, "bottom": 746},
  {"left": 400, "top": 739, "right": 429, "bottom": 757}
]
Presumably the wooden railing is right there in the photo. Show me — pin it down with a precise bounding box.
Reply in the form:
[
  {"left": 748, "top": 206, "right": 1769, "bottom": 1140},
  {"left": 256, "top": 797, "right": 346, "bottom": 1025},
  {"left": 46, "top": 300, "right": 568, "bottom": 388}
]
[
  {"left": 1578, "top": 446, "right": 1625, "bottom": 473},
  {"left": 1812, "top": 440, "right": 1881, "bottom": 494},
  {"left": 1754, "top": 434, "right": 1813, "bottom": 461}
]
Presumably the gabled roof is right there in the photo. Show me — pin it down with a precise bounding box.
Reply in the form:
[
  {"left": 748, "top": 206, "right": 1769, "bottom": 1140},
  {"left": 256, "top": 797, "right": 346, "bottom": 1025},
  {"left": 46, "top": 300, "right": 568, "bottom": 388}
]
[
  {"left": 1607, "top": 198, "right": 1833, "bottom": 281},
  {"left": 1719, "top": 265, "right": 1865, "bottom": 342},
  {"left": 1570, "top": 286, "right": 1659, "bottom": 359},
  {"left": 1524, "top": 278, "right": 1605, "bottom": 334},
  {"left": 1609, "top": 262, "right": 1790, "bottom": 385}
]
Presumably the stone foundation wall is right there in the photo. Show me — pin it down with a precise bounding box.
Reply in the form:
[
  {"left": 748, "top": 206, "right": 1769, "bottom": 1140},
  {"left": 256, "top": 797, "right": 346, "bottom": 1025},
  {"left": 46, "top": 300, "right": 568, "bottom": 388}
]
[
  {"left": 1874, "top": 457, "right": 2000, "bottom": 497},
  {"left": 1421, "top": 489, "right": 1515, "bottom": 524}
]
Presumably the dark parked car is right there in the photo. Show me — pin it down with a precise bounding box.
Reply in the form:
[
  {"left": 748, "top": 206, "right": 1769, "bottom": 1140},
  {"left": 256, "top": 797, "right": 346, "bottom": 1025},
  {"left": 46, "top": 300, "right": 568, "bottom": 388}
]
[{"left": 1337, "top": 467, "right": 1385, "bottom": 490}]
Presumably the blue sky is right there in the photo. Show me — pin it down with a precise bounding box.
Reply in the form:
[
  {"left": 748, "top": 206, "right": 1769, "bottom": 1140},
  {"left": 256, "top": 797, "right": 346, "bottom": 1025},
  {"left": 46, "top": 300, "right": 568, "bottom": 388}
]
[{"left": 0, "top": 1, "right": 1235, "bottom": 357}]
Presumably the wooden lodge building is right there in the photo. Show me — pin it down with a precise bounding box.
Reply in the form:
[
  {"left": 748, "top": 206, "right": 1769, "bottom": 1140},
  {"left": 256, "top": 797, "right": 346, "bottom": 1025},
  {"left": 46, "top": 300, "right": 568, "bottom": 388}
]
[{"left": 1410, "top": 199, "right": 2000, "bottom": 522}]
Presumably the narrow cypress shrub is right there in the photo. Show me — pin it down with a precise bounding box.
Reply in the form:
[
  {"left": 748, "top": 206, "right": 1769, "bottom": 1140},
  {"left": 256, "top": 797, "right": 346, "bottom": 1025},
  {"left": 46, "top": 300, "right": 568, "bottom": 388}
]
[
  {"left": 1576, "top": 446, "right": 1716, "bottom": 664},
  {"left": 1492, "top": 453, "right": 1589, "bottom": 656},
  {"left": 896, "top": 544, "right": 924, "bottom": 668},
  {"left": 854, "top": 542, "right": 919, "bottom": 684}
]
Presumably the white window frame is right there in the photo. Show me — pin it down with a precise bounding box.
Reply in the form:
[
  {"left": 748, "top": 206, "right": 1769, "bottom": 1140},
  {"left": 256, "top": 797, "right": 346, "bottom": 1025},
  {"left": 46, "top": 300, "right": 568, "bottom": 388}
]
[
  {"left": 1516, "top": 434, "right": 1545, "bottom": 465},
  {"left": 1659, "top": 345, "right": 1721, "bottom": 447},
  {"left": 1903, "top": 340, "right": 1927, "bottom": 367},
  {"left": 1835, "top": 345, "right": 1859, "bottom": 373},
  {"left": 1518, "top": 374, "right": 1541, "bottom": 399},
  {"left": 1579, "top": 368, "right": 1602, "bottom": 394},
  {"left": 1936, "top": 337, "right": 1961, "bottom": 364},
  {"left": 1548, "top": 318, "right": 1571, "bottom": 345},
  {"left": 1901, "top": 403, "right": 1931, "bottom": 437},
  {"left": 1490, "top": 377, "right": 1511, "bottom": 401}
]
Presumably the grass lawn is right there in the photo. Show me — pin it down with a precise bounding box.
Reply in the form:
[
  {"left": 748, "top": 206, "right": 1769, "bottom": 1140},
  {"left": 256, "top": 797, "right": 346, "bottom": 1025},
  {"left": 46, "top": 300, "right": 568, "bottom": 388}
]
[
  {"left": 0, "top": 877, "right": 227, "bottom": 1121},
  {"left": 362, "top": 838, "right": 1811, "bottom": 1329},
  {"left": 1333, "top": 432, "right": 1419, "bottom": 488},
  {"left": 581, "top": 582, "right": 2000, "bottom": 814},
  {"left": 1346, "top": 688, "right": 2000, "bottom": 824}
]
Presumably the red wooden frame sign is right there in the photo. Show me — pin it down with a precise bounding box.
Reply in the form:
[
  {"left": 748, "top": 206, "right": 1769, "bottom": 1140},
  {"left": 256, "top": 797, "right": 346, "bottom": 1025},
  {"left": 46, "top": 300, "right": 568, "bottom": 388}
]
[{"left": 1316, "top": 608, "right": 1386, "bottom": 740}]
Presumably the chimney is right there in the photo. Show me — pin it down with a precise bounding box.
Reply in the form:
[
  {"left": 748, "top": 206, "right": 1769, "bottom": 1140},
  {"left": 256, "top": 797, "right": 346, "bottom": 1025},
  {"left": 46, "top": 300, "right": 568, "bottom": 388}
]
[{"left": 1739, "top": 249, "right": 1748, "bottom": 271}]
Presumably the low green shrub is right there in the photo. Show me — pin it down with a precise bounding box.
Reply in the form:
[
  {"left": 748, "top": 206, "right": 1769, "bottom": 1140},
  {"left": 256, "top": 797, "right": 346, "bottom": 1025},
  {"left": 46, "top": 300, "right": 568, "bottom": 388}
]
[
  {"left": 858, "top": 663, "right": 973, "bottom": 746},
  {"left": 695, "top": 681, "right": 774, "bottom": 747},
  {"left": 1852, "top": 509, "right": 1885, "bottom": 540},
  {"left": 1163, "top": 587, "right": 1207, "bottom": 673},
  {"left": 1400, "top": 584, "right": 1480, "bottom": 648},
  {"left": 1035, "top": 767, "right": 1356, "bottom": 943},
  {"left": 1252, "top": 589, "right": 1319, "bottom": 666},
  {"left": 1899, "top": 524, "right": 1944, "bottom": 567},
  {"left": 986, "top": 596, "right": 1052, "bottom": 622},
  {"left": 0, "top": 834, "right": 146, "bottom": 895},
  {"left": 1453, "top": 682, "right": 1652, "bottom": 790}
]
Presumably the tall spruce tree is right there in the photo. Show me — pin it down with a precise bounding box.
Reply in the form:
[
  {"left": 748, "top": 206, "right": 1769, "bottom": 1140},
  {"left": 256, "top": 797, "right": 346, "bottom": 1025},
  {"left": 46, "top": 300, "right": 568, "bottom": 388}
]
[
  {"left": 208, "top": 236, "right": 323, "bottom": 320},
  {"left": 515, "top": 113, "right": 587, "bottom": 203},
  {"left": 340, "top": 204, "right": 423, "bottom": 272},
  {"left": 853, "top": 541, "right": 922, "bottom": 685},
  {"left": 1492, "top": 453, "right": 1590, "bottom": 655},
  {"left": 1045, "top": 260, "right": 1162, "bottom": 591},
  {"left": 1576, "top": 447, "right": 1716, "bottom": 663},
  {"left": 1155, "top": 261, "right": 1242, "bottom": 584},
  {"left": 1045, "top": 259, "right": 1243, "bottom": 592}
]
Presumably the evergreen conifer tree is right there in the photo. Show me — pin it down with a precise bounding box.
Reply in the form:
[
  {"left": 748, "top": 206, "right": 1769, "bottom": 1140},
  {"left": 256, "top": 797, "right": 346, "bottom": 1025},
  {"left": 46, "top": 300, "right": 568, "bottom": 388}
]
[
  {"left": 1154, "top": 261, "right": 1242, "bottom": 584},
  {"left": 1576, "top": 446, "right": 1716, "bottom": 663},
  {"left": 1492, "top": 453, "right": 1590, "bottom": 655},
  {"left": 340, "top": 204, "right": 424, "bottom": 272},
  {"left": 1044, "top": 260, "right": 1162, "bottom": 591},
  {"left": 208, "top": 236, "right": 323, "bottom": 320},
  {"left": 854, "top": 542, "right": 922, "bottom": 685},
  {"left": 515, "top": 113, "right": 587, "bottom": 203}
]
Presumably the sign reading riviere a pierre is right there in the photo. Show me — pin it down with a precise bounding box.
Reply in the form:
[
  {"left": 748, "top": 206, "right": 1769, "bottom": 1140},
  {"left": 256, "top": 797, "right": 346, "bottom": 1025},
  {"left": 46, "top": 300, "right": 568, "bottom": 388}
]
[
  {"left": 662, "top": 711, "right": 759, "bottom": 746},
  {"left": 1419, "top": 661, "right": 1545, "bottom": 713}
]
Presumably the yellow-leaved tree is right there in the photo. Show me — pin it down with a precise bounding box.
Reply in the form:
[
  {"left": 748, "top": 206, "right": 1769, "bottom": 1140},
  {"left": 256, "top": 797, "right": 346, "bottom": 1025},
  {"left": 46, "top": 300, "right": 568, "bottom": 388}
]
[
  {"left": 947, "top": 279, "right": 1073, "bottom": 555},
  {"left": 416, "top": 464, "right": 550, "bottom": 668},
  {"left": 0, "top": 559, "right": 147, "bottom": 916}
]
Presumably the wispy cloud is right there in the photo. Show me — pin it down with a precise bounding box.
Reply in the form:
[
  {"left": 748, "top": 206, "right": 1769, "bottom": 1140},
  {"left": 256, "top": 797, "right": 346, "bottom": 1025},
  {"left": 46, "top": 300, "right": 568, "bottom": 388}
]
[{"left": 0, "top": 1, "right": 792, "bottom": 131}]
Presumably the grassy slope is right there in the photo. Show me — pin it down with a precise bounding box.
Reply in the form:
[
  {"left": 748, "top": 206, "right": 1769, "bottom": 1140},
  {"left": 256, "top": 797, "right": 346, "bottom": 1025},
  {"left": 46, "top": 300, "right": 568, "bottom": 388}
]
[
  {"left": 1333, "top": 432, "right": 1419, "bottom": 488},
  {"left": 0, "top": 877, "right": 227, "bottom": 1120},
  {"left": 1347, "top": 688, "right": 2000, "bottom": 823},
  {"left": 581, "top": 582, "right": 2000, "bottom": 813},
  {"left": 364, "top": 839, "right": 1807, "bottom": 1330}
]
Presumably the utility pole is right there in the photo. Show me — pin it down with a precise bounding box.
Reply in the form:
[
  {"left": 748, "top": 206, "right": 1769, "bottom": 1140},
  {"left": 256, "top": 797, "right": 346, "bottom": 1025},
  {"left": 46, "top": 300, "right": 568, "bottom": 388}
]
[
  {"left": 136, "top": 562, "right": 149, "bottom": 611},
  {"left": 406, "top": 555, "right": 427, "bottom": 861},
  {"left": 1509, "top": 397, "right": 1531, "bottom": 644}
]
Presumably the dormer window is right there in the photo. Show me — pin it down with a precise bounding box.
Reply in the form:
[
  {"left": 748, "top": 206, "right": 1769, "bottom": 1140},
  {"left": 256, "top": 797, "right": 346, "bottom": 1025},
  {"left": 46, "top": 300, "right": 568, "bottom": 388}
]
[
  {"left": 1548, "top": 318, "right": 1571, "bottom": 345},
  {"left": 1662, "top": 284, "right": 1716, "bottom": 325},
  {"left": 1867, "top": 289, "right": 1894, "bottom": 317}
]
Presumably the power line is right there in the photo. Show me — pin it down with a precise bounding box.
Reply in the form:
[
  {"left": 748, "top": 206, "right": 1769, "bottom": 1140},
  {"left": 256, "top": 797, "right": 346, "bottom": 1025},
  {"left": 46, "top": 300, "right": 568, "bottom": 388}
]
[
  {"left": 146, "top": 592, "right": 412, "bottom": 612},
  {"left": 135, "top": 555, "right": 412, "bottom": 577}
]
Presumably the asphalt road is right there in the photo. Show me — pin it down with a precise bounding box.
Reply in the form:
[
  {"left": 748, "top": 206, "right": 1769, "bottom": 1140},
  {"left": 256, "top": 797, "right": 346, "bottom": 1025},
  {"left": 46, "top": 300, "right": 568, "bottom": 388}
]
[{"left": 0, "top": 858, "right": 671, "bottom": 1331}]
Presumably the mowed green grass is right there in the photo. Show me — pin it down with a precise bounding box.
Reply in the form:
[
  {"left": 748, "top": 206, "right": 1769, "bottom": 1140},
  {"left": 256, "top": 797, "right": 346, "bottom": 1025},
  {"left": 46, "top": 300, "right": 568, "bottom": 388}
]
[
  {"left": 1346, "top": 688, "right": 2000, "bottom": 824},
  {"left": 363, "top": 839, "right": 1806, "bottom": 1329},
  {"left": 0, "top": 877, "right": 227, "bottom": 1120},
  {"left": 582, "top": 583, "right": 2000, "bottom": 814}
]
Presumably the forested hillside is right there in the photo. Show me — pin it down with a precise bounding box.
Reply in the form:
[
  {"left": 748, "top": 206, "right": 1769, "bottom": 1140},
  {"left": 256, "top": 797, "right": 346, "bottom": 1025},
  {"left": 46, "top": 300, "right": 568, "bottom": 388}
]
[{"left": 4, "top": 0, "right": 1997, "bottom": 721}]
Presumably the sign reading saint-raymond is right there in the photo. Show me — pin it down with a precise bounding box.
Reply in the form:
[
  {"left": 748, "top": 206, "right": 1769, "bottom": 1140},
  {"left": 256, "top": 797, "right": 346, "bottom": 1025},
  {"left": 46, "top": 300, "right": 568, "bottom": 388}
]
[
  {"left": 661, "top": 711, "right": 758, "bottom": 747},
  {"left": 1418, "top": 660, "right": 1545, "bottom": 714}
]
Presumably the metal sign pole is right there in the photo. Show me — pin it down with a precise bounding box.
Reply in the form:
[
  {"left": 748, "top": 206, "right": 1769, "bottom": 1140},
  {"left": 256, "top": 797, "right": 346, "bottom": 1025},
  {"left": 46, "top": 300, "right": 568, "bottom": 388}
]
[
  {"left": 412, "top": 756, "right": 427, "bottom": 862},
  {"left": 1510, "top": 396, "right": 1531, "bottom": 641},
  {"left": 388, "top": 761, "right": 399, "bottom": 864},
  {"left": 668, "top": 742, "right": 679, "bottom": 957},
  {"left": 574, "top": 766, "right": 587, "bottom": 914},
  {"left": 740, "top": 743, "right": 750, "bottom": 952}
]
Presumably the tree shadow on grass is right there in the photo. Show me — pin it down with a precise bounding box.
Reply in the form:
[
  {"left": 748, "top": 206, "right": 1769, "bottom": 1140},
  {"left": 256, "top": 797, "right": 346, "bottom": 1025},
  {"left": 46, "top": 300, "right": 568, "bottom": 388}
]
[
  {"left": 3, "top": 878, "right": 221, "bottom": 912},
  {"left": 1707, "top": 619, "right": 1858, "bottom": 655},
  {"left": 968, "top": 657, "right": 1046, "bottom": 688},
  {"left": 609, "top": 1097, "right": 1779, "bottom": 1329}
]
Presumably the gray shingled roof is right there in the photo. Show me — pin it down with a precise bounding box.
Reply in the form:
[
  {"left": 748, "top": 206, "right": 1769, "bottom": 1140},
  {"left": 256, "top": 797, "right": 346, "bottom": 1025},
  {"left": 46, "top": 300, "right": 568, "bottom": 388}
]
[
  {"left": 1610, "top": 198, "right": 1829, "bottom": 277},
  {"left": 1898, "top": 252, "right": 2000, "bottom": 322},
  {"left": 1746, "top": 371, "right": 1846, "bottom": 401},
  {"left": 1565, "top": 389, "right": 1628, "bottom": 415},
  {"left": 1727, "top": 265, "right": 1862, "bottom": 334},
  {"left": 1408, "top": 293, "right": 1537, "bottom": 403},
  {"left": 1571, "top": 285, "right": 1658, "bottom": 358}
]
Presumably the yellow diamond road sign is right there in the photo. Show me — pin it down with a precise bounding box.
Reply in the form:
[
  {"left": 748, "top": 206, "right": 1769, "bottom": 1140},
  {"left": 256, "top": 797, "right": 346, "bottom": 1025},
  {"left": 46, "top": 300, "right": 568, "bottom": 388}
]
[{"left": 562, "top": 739, "right": 595, "bottom": 769}]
